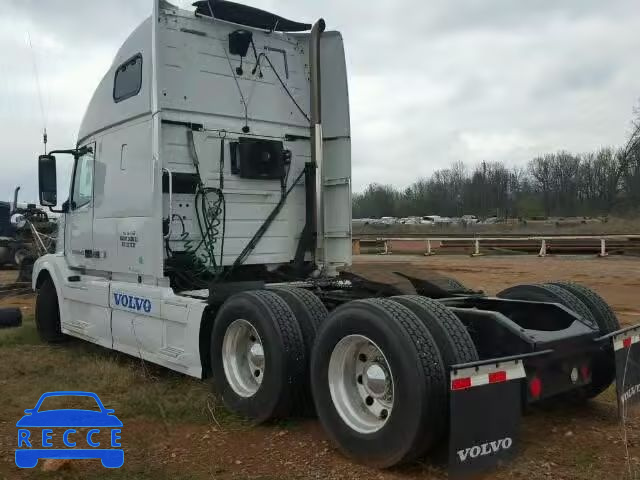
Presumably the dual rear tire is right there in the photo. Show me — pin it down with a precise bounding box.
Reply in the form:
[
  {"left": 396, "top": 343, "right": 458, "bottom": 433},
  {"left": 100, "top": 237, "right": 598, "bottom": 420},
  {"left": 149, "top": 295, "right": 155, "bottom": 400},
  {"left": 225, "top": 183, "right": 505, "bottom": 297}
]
[
  {"left": 210, "top": 288, "right": 327, "bottom": 421},
  {"left": 311, "top": 298, "right": 474, "bottom": 467},
  {"left": 210, "top": 289, "right": 475, "bottom": 467}
]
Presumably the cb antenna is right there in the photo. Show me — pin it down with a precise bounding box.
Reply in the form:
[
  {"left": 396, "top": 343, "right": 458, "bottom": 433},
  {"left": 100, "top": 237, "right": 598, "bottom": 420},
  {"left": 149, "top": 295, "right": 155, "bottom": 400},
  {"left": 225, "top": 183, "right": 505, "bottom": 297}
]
[{"left": 27, "top": 31, "right": 49, "bottom": 154}]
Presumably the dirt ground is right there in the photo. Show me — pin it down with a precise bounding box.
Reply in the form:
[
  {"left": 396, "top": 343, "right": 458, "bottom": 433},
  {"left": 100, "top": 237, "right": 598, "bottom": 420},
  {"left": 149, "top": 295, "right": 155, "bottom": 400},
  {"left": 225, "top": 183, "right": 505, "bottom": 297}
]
[{"left": 1, "top": 256, "right": 640, "bottom": 480}]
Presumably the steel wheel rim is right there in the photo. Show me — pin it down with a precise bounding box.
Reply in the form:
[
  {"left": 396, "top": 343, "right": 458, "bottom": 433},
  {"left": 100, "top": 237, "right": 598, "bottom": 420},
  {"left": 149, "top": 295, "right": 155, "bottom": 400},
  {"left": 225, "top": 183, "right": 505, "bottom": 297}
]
[
  {"left": 328, "top": 334, "right": 394, "bottom": 434},
  {"left": 222, "top": 319, "right": 265, "bottom": 397}
]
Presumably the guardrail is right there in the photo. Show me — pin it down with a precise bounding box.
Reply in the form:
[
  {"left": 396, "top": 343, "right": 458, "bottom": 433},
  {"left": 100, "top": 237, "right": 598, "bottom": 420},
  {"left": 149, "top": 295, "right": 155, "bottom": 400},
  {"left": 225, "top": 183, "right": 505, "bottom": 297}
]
[{"left": 352, "top": 234, "right": 640, "bottom": 257}]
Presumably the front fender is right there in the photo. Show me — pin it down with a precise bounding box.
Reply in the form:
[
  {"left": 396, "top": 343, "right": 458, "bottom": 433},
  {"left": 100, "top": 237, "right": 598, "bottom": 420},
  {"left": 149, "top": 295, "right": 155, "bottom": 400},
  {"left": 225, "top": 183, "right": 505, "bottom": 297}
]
[{"left": 32, "top": 254, "right": 70, "bottom": 311}]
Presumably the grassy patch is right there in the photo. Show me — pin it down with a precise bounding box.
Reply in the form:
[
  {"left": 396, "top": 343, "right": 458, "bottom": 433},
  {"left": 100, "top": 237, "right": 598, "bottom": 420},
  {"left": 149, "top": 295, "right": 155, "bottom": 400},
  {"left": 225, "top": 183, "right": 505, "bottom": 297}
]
[{"left": 0, "top": 319, "right": 243, "bottom": 429}]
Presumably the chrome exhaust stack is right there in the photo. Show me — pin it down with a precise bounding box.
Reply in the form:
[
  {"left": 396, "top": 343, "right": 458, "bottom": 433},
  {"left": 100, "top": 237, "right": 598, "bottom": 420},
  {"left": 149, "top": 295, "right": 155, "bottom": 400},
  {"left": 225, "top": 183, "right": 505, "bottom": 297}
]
[{"left": 310, "top": 18, "right": 326, "bottom": 273}]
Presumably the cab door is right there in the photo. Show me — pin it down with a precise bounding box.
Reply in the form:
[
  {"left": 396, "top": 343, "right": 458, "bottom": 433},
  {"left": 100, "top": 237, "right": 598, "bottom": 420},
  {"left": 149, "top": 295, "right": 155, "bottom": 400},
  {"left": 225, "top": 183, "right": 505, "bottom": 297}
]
[
  {"left": 60, "top": 142, "right": 112, "bottom": 348},
  {"left": 66, "top": 144, "right": 95, "bottom": 267}
]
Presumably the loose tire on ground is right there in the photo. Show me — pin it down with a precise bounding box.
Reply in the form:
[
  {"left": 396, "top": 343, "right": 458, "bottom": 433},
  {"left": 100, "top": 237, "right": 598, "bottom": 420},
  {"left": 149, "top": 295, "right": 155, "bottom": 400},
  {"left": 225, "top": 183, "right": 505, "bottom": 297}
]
[
  {"left": 548, "top": 282, "right": 620, "bottom": 398},
  {"left": 0, "top": 307, "right": 22, "bottom": 328},
  {"left": 311, "top": 298, "right": 447, "bottom": 467},
  {"left": 269, "top": 287, "right": 328, "bottom": 414},
  {"left": 35, "top": 277, "right": 64, "bottom": 342},
  {"left": 210, "top": 290, "right": 306, "bottom": 423}
]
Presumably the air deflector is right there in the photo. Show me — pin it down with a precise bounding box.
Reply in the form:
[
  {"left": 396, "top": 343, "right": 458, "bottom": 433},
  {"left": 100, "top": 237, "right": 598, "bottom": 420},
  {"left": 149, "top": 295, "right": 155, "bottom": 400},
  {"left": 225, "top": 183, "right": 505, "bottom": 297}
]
[{"left": 192, "top": 1, "right": 312, "bottom": 32}]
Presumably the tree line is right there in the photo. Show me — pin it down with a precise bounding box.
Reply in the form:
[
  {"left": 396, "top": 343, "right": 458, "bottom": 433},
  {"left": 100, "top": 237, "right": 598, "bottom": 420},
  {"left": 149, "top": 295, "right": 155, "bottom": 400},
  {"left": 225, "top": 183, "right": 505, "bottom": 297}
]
[{"left": 353, "top": 111, "right": 640, "bottom": 219}]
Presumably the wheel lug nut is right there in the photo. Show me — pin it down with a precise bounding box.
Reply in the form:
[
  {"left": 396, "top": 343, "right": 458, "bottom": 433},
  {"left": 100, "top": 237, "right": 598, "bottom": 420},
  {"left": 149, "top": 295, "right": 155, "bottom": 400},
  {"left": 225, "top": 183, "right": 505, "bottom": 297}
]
[
  {"left": 254, "top": 369, "right": 261, "bottom": 378},
  {"left": 358, "top": 353, "right": 367, "bottom": 362},
  {"left": 380, "top": 409, "right": 388, "bottom": 420},
  {"left": 357, "top": 374, "right": 363, "bottom": 384},
  {"left": 365, "top": 396, "right": 373, "bottom": 406}
]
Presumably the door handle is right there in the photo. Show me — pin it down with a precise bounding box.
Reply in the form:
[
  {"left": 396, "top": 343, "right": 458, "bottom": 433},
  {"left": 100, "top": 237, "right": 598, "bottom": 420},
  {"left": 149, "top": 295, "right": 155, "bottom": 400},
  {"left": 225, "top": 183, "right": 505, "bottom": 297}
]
[{"left": 163, "top": 167, "right": 173, "bottom": 240}]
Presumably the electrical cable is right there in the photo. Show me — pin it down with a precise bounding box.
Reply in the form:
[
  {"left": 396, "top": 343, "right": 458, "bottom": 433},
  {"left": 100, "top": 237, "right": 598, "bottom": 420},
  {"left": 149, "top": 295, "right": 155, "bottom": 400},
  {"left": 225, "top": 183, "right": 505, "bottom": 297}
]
[
  {"left": 165, "top": 37, "right": 311, "bottom": 288},
  {"left": 251, "top": 45, "right": 310, "bottom": 123},
  {"left": 222, "top": 43, "right": 250, "bottom": 132},
  {"left": 164, "top": 130, "right": 226, "bottom": 290}
]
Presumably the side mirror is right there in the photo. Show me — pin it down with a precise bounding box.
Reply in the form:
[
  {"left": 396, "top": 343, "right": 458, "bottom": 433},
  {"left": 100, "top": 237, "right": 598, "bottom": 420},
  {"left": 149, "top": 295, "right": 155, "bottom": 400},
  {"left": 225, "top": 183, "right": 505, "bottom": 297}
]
[{"left": 38, "top": 155, "right": 57, "bottom": 207}]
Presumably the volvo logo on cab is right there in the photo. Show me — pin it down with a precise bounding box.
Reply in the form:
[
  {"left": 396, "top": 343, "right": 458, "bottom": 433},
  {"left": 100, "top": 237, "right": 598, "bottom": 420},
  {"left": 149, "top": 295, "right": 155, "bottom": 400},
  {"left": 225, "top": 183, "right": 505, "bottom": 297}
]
[{"left": 113, "top": 293, "right": 152, "bottom": 313}]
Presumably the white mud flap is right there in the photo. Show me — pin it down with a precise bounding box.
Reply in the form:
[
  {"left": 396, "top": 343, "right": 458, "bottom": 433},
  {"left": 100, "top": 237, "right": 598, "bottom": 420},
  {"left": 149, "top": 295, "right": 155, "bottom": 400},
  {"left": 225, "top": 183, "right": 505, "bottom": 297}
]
[
  {"left": 613, "top": 326, "right": 640, "bottom": 418},
  {"left": 449, "top": 360, "right": 525, "bottom": 479}
]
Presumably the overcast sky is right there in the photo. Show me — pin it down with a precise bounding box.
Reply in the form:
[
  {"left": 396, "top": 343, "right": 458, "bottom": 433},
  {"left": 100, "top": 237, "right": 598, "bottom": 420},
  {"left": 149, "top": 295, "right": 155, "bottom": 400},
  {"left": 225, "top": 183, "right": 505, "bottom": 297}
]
[{"left": 2, "top": 0, "right": 639, "bottom": 203}]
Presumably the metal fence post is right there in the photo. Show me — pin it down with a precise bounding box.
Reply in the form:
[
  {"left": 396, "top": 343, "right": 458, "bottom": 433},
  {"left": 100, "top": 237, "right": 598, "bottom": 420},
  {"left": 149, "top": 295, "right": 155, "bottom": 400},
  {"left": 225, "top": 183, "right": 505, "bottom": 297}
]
[
  {"left": 538, "top": 239, "right": 547, "bottom": 257},
  {"left": 471, "top": 239, "right": 483, "bottom": 257},
  {"left": 599, "top": 238, "right": 608, "bottom": 257},
  {"left": 425, "top": 239, "right": 435, "bottom": 256}
]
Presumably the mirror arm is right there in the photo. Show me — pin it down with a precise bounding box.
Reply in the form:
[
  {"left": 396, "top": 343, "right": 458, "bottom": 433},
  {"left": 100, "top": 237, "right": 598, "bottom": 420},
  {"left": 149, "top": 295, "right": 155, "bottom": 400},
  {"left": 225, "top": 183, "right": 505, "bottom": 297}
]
[
  {"left": 48, "top": 146, "right": 92, "bottom": 158},
  {"left": 48, "top": 148, "right": 78, "bottom": 157}
]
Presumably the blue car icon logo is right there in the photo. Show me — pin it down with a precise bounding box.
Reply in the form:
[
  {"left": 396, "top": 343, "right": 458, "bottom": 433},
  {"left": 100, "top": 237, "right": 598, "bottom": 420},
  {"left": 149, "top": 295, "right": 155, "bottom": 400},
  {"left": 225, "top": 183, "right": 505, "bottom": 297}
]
[{"left": 15, "top": 391, "right": 123, "bottom": 468}]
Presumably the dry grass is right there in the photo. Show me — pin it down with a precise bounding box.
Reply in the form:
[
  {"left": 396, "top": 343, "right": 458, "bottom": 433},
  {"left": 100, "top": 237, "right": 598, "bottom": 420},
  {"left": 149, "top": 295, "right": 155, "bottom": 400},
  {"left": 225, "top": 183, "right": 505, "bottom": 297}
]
[
  {"left": 0, "top": 316, "right": 241, "bottom": 426},
  {"left": 0, "top": 315, "right": 248, "bottom": 480}
]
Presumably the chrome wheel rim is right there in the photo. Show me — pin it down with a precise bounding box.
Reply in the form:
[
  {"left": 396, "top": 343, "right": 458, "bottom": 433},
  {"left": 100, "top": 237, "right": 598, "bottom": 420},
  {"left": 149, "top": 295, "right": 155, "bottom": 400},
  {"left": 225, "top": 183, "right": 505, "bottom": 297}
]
[
  {"left": 222, "top": 319, "right": 265, "bottom": 397},
  {"left": 328, "top": 335, "right": 394, "bottom": 434}
]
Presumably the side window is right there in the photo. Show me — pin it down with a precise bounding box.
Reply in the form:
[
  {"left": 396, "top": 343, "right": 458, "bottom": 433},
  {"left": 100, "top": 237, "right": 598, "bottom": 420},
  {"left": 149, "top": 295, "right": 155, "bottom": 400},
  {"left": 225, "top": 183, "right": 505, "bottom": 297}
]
[
  {"left": 71, "top": 148, "right": 94, "bottom": 210},
  {"left": 113, "top": 54, "right": 143, "bottom": 103}
]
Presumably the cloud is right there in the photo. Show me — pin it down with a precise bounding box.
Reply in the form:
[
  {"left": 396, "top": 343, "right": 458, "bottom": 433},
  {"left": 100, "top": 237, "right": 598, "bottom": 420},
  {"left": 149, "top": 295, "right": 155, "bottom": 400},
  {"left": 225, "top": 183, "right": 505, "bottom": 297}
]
[{"left": 2, "top": 0, "right": 639, "bottom": 202}]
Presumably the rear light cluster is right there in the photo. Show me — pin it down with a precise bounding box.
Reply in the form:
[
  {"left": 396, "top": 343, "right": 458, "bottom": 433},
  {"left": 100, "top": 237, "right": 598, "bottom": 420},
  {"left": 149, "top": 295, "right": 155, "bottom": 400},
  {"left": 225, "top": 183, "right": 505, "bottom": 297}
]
[
  {"left": 528, "top": 363, "right": 591, "bottom": 400},
  {"left": 580, "top": 365, "right": 591, "bottom": 381},
  {"left": 529, "top": 377, "right": 542, "bottom": 399}
]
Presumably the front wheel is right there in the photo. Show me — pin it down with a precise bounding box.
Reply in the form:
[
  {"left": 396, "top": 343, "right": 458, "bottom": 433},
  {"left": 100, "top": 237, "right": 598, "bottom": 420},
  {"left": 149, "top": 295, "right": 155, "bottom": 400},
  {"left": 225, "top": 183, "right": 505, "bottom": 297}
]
[
  {"left": 311, "top": 298, "right": 447, "bottom": 467},
  {"left": 35, "top": 277, "right": 65, "bottom": 343}
]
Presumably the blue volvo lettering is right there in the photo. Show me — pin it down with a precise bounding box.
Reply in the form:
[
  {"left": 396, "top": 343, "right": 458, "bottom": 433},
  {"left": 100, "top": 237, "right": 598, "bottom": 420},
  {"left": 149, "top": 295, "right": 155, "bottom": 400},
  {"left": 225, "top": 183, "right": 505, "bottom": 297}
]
[{"left": 113, "top": 293, "right": 152, "bottom": 313}]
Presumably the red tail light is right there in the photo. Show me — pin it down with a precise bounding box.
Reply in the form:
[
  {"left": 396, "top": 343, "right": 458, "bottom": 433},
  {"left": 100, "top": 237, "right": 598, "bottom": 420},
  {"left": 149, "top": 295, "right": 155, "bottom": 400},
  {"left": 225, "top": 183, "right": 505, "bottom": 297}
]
[
  {"left": 580, "top": 365, "right": 590, "bottom": 381},
  {"left": 529, "top": 377, "right": 542, "bottom": 399}
]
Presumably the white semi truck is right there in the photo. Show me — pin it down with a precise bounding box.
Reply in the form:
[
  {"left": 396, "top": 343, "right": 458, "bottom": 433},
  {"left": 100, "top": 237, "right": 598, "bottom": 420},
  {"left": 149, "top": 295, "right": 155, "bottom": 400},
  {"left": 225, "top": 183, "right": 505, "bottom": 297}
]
[{"left": 33, "top": 0, "right": 639, "bottom": 473}]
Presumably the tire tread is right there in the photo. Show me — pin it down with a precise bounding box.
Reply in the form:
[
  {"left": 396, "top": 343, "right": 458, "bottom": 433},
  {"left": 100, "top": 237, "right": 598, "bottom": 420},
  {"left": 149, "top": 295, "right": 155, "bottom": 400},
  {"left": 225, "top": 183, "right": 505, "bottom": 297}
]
[
  {"left": 391, "top": 295, "right": 478, "bottom": 365},
  {"left": 363, "top": 298, "right": 447, "bottom": 462}
]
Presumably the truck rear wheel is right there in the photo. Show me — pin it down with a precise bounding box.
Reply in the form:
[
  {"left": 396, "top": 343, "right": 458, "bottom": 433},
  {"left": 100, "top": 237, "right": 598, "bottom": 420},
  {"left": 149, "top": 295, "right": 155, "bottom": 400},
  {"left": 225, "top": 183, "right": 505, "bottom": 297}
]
[
  {"left": 549, "top": 282, "right": 619, "bottom": 333},
  {"left": 210, "top": 290, "right": 306, "bottom": 422},
  {"left": 390, "top": 295, "right": 478, "bottom": 366},
  {"left": 35, "top": 277, "right": 64, "bottom": 342},
  {"left": 497, "top": 282, "right": 608, "bottom": 402},
  {"left": 269, "top": 287, "right": 327, "bottom": 414},
  {"left": 548, "top": 282, "right": 620, "bottom": 399},
  {"left": 497, "top": 283, "right": 596, "bottom": 327},
  {"left": 311, "top": 298, "right": 446, "bottom": 467}
]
